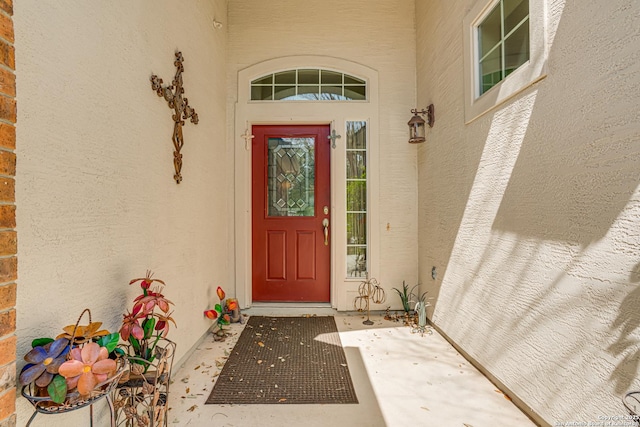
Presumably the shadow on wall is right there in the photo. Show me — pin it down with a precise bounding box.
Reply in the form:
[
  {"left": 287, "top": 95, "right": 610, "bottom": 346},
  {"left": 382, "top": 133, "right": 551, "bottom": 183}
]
[
  {"left": 418, "top": 0, "right": 640, "bottom": 420},
  {"left": 491, "top": 110, "right": 640, "bottom": 245},
  {"left": 608, "top": 261, "right": 640, "bottom": 395}
]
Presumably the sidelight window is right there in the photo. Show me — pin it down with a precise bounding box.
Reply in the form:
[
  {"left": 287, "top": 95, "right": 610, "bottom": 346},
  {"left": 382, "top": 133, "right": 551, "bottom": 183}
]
[{"left": 346, "top": 121, "right": 367, "bottom": 278}]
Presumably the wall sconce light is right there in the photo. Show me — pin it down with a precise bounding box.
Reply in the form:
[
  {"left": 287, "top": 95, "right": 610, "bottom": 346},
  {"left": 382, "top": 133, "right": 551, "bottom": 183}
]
[{"left": 408, "top": 104, "right": 435, "bottom": 143}]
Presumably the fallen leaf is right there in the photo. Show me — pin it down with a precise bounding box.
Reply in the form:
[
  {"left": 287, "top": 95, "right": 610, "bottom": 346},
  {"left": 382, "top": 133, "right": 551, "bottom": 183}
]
[
  {"left": 187, "top": 405, "right": 197, "bottom": 412},
  {"left": 278, "top": 398, "right": 287, "bottom": 402},
  {"left": 258, "top": 342, "right": 265, "bottom": 347},
  {"left": 186, "top": 387, "right": 190, "bottom": 393},
  {"left": 257, "top": 360, "right": 263, "bottom": 364},
  {"left": 494, "top": 389, "right": 512, "bottom": 401}
]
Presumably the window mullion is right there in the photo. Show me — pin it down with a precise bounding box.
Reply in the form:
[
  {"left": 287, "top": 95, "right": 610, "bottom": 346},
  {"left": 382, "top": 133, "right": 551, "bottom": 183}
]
[
  {"left": 500, "top": 0, "right": 506, "bottom": 80},
  {"left": 504, "top": 15, "right": 529, "bottom": 40}
]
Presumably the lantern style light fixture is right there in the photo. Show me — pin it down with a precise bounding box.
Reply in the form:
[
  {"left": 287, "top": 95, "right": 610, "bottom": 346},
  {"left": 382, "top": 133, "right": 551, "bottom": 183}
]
[{"left": 408, "top": 104, "right": 435, "bottom": 143}]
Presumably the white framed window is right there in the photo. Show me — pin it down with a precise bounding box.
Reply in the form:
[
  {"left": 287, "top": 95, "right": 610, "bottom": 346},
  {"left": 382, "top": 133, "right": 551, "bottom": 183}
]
[
  {"left": 250, "top": 69, "right": 367, "bottom": 101},
  {"left": 463, "top": 0, "right": 547, "bottom": 123}
]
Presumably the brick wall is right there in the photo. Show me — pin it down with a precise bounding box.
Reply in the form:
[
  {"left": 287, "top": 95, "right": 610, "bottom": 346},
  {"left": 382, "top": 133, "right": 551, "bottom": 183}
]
[{"left": 0, "top": 0, "right": 15, "bottom": 425}]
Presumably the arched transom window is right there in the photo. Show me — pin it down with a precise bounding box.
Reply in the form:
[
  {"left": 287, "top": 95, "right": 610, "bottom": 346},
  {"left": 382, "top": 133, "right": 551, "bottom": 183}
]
[{"left": 250, "top": 69, "right": 367, "bottom": 101}]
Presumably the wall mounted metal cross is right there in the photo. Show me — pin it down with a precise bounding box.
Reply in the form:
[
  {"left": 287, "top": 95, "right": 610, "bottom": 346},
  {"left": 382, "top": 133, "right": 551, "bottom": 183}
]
[
  {"left": 328, "top": 129, "right": 341, "bottom": 149},
  {"left": 150, "top": 51, "right": 199, "bottom": 184}
]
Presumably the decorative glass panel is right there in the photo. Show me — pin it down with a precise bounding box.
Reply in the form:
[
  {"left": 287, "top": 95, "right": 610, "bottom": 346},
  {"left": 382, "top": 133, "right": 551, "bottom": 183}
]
[
  {"left": 275, "top": 71, "right": 296, "bottom": 84},
  {"left": 250, "top": 69, "right": 367, "bottom": 101},
  {"left": 346, "top": 181, "right": 366, "bottom": 211},
  {"left": 346, "top": 121, "right": 367, "bottom": 278},
  {"left": 505, "top": 19, "right": 529, "bottom": 71},
  {"left": 298, "top": 69, "right": 319, "bottom": 84},
  {"left": 344, "top": 75, "right": 365, "bottom": 85},
  {"left": 267, "top": 137, "right": 315, "bottom": 217},
  {"left": 504, "top": 0, "right": 529, "bottom": 34},
  {"left": 347, "top": 124, "right": 366, "bottom": 149},
  {"left": 274, "top": 86, "right": 295, "bottom": 100},
  {"left": 480, "top": 46, "right": 502, "bottom": 94},
  {"left": 322, "top": 86, "right": 342, "bottom": 97},
  {"left": 346, "top": 152, "right": 366, "bottom": 179},
  {"left": 347, "top": 247, "right": 367, "bottom": 278},
  {"left": 479, "top": 5, "right": 501, "bottom": 58},
  {"left": 298, "top": 85, "right": 319, "bottom": 95},
  {"left": 347, "top": 213, "right": 367, "bottom": 244},
  {"left": 344, "top": 86, "right": 366, "bottom": 100},
  {"left": 251, "top": 86, "right": 272, "bottom": 101},
  {"left": 321, "top": 70, "right": 342, "bottom": 84},
  {"left": 253, "top": 75, "right": 273, "bottom": 85}
]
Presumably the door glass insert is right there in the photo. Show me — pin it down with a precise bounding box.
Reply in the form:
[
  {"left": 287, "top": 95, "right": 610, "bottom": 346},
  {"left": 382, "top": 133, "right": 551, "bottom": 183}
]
[{"left": 267, "top": 137, "right": 315, "bottom": 217}]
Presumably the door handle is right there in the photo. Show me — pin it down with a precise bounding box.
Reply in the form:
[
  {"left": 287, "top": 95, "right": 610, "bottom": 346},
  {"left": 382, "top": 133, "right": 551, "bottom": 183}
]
[{"left": 322, "top": 218, "right": 329, "bottom": 246}]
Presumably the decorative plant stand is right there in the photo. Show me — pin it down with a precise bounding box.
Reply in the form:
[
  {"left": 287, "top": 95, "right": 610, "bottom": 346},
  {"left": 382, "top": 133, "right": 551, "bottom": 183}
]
[
  {"left": 114, "top": 339, "right": 176, "bottom": 427},
  {"left": 624, "top": 391, "right": 640, "bottom": 417},
  {"left": 354, "top": 275, "right": 386, "bottom": 325},
  {"left": 22, "top": 354, "right": 127, "bottom": 427},
  {"left": 410, "top": 301, "right": 433, "bottom": 337},
  {"left": 21, "top": 308, "right": 127, "bottom": 427}
]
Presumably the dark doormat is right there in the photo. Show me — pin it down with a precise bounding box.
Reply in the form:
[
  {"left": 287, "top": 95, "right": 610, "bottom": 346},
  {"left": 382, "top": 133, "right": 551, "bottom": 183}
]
[{"left": 206, "top": 316, "right": 358, "bottom": 404}]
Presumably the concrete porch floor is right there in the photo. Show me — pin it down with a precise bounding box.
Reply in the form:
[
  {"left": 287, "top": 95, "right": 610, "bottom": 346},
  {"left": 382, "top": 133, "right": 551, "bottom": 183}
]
[{"left": 168, "top": 309, "right": 537, "bottom": 427}]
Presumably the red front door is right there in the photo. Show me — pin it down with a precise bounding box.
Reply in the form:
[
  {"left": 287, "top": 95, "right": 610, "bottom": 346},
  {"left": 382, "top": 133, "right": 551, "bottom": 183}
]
[{"left": 251, "top": 125, "right": 331, "bottom": 302}]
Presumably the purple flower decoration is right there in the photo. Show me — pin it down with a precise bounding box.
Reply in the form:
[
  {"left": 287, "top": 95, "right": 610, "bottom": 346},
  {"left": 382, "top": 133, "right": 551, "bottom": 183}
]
[{"left": 19, "top": 338, "right": 70, "bottom": 387}]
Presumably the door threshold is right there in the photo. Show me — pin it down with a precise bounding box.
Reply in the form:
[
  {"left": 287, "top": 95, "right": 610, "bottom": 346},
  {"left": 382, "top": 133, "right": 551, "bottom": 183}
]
[{"left": 245, "top": 302, "right": 335, "bottom": 317}]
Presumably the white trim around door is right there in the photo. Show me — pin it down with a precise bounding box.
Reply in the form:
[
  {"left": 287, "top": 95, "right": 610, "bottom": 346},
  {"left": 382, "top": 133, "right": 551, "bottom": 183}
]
[{"left": 234, "top": 56, "right": 380, "bottom": 311}]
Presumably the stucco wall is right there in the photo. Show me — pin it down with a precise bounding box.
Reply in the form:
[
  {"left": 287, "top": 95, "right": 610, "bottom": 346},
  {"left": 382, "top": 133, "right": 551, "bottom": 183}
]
[
  {"left": 227, "top": 0, "right": 419, "bottom": 305},
  {"left": 14, "top": 1, "right": 229, "bottom": 423},
  {"left": 416, "top": 0, "right": 640, "bottom": 424}
]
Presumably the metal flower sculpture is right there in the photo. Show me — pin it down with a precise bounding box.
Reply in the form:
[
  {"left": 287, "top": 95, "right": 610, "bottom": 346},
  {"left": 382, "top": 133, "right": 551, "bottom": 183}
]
[
  {"left": 19, "top": 337, "right": 70, "bottom": 388},
  {"left": 204, "top": 286, "right": 238, "bottom": 340},
  {"left": 58, "top": 342, "right": 117, "bottom": 396},
  {"left": 56, "top": 321, "right": 110, "bottom": 345},
  {"left": 120, "top": 271, "right": 176, "bottom": 371}
]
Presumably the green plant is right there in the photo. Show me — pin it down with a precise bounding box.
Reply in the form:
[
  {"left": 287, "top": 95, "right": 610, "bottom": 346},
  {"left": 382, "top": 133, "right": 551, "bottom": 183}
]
[
  {"left": 392, "top": 281, "right": 418, "bottom": 313},
  {"left": 392, "top": 281, "right": 431, "bottom": 314}
]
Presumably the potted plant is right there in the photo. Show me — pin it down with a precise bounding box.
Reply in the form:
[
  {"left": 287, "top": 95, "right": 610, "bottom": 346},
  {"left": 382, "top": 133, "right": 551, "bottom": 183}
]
[{"left": 392, "top": 281, "right": 419, "bottom": 324}]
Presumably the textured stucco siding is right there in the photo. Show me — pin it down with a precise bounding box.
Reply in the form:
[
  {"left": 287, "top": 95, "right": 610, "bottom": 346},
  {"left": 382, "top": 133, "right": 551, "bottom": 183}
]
[
  {"left": 13, "top": 1, "right": 229, "bottom": 424},
  {"left": 416, "top": 0, "right": 640, "bottom": 424},
  {"left": 227, "top": 0, "right": 419, "bottom": 303}
]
